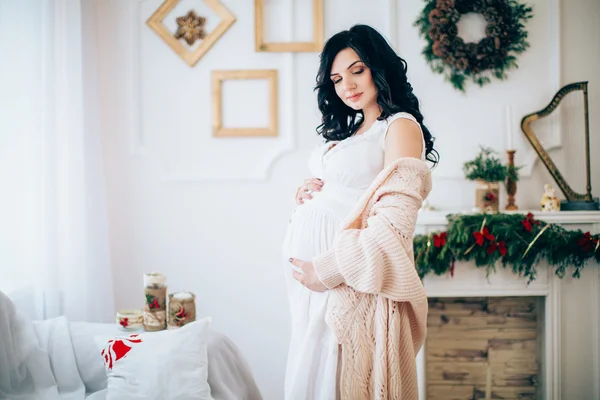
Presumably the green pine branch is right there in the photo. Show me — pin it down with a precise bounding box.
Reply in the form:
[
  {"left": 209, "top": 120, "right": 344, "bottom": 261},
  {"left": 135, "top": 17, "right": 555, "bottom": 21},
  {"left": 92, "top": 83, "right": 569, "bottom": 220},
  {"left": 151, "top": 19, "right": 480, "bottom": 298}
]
[{"left": 414, "top": 213, "right": 600, "bottom": 283}]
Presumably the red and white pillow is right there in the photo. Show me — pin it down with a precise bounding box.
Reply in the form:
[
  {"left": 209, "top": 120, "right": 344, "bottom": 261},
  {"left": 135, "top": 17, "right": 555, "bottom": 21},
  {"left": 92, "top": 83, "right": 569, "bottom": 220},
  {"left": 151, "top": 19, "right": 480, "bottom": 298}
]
[{"left": 95, "top": 318, "right": 213, "bottom": 400}]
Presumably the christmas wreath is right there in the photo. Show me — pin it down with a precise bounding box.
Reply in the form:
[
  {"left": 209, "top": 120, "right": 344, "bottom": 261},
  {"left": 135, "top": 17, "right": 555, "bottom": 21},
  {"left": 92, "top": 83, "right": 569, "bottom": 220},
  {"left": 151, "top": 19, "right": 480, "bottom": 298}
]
[
  {"left": 414, "top": 0, "right": 533, "bottom": 92},
  {"left": 415, "top": 213, "right": 600, "bottom": 282}
]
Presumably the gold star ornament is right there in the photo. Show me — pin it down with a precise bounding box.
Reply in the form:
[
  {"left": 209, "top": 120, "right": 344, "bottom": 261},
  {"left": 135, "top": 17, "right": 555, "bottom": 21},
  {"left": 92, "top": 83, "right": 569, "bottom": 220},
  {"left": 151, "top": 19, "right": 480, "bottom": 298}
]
[
  {"left": 147, "top": 0, "right": 236, "bottom": 67},
  {"left": 174, "top": 10, "right": 206, "bottom": 46}
]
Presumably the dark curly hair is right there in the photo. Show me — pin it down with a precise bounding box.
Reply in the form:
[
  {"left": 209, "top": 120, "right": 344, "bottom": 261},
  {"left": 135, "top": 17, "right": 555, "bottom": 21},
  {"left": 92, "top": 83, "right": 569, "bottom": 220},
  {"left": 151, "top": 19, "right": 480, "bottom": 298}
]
[{"left": 315, "top": 24, "right": 439, "bottom": 165}]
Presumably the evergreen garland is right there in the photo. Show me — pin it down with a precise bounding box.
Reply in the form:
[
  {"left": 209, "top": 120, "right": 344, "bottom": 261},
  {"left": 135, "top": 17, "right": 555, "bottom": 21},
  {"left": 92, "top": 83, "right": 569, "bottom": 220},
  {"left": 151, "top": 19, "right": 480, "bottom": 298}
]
[
  {"left": 414, "top": 0, "right": 533, "bottom": 92},
  {"left": 415, "top": 212, "right": 600, "bottom": 282}
]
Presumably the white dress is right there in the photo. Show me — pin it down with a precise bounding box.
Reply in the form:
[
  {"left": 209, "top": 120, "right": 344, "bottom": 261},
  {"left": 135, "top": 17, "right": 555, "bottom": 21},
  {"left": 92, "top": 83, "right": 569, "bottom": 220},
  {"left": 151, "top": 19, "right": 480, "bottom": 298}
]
[{"left": 282, "top": 112, "right": 426, "bottom": 400}]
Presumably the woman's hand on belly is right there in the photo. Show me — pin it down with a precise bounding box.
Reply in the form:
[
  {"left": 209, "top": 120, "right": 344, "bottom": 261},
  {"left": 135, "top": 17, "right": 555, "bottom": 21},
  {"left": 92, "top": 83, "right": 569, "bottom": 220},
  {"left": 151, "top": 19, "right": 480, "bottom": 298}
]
[
  {"left": 289, "top": 258, "right": 327, "bottom": 292},
  {"left": 295, "top": 177, "right": 324, "bottom": 204}
]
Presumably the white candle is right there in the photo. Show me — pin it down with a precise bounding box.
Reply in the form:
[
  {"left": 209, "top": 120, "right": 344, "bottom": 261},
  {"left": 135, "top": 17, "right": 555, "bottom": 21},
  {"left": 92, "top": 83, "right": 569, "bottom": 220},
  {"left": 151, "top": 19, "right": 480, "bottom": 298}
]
[
  {"left": 173, "top": 292, "right": 193, "bottom": 300},
  {"left": 506, "top": 105, "right": 514, "bottom": 150}
]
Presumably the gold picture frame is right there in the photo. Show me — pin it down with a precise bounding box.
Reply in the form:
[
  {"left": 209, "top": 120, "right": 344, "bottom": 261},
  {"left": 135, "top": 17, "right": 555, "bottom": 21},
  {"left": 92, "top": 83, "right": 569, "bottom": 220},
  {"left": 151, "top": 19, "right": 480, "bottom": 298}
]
[
  {"left": 212, "top": 70, "right": 279, "bottom": 138},
  {"left": 254, "top": 0, "right": 323, "bottom": 52},
  {"left": 147, "top": 0, "right": 236, "bottom": 67}
]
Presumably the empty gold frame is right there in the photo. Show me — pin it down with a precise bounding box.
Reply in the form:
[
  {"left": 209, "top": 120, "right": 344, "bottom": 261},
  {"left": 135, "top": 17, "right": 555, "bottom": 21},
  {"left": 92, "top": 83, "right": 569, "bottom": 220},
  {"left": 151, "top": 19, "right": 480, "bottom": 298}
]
[
  {"left": 254, "top": 0, "right": 323, "bottom": 52},
  {"left": 147, "top": 0, "right": 236, "bottom": 67},
  {"left": 212, "top": 70, "right": 279, "bottom": 138}
]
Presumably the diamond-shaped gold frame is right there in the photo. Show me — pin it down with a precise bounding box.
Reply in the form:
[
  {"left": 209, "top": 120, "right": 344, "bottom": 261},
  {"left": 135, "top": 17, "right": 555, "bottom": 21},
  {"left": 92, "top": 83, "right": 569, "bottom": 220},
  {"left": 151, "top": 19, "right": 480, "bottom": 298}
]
[{"left": 147, "top": 0, "right": 236, "bottom": 67}]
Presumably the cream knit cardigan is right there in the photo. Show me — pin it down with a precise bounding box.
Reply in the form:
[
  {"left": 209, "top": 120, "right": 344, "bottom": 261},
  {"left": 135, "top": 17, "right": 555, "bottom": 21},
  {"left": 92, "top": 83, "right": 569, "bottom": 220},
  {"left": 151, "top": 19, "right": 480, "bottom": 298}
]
[{"left": 313, "top": 157, "right": 432, "bottom": 400}]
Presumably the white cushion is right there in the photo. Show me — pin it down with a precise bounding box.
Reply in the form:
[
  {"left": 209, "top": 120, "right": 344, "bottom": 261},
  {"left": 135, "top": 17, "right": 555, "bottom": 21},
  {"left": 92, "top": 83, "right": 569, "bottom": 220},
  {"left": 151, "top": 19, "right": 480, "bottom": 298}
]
[
  {"left": 70, "top": 321, "right": 122, "bottom": 393},
  {"left": 94, "top": 318, "right": 213, "bottom": 400}
]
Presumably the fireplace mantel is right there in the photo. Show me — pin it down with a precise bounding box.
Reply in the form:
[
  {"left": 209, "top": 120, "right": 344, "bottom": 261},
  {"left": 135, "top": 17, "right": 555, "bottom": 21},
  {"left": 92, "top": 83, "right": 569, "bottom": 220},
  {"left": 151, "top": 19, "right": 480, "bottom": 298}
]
[
  {"left": 415, "top": 210, "right": 600, "bottom": 400},
  {"left": 416, "top": 210, "right": 600, "bottom": 227}
]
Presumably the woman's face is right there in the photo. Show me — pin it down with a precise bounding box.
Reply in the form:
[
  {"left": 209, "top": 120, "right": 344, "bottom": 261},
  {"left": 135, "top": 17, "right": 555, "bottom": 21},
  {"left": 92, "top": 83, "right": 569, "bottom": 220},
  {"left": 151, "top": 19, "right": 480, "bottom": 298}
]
[{"left": 330, "top": 47, "right": 378, "bottom": 111}]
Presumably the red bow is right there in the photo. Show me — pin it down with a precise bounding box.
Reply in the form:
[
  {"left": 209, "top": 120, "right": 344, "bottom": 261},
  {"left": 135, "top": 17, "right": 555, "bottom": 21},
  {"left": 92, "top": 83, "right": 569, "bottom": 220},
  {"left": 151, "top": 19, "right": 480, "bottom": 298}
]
[
  {"left": 521, "top": 212, "right": 540, "bottom": 233},
  {"left": 473, "top": 227, "right": 495, "bottom": 246},
  {"left": 487, "top": 240, "right": 507, "bottom": 256},
  {"left": 119, "top": 318, "right": 129, "bottom": 327},
  {"left": 433, "top": 232, "right": 447, "bottom": 248},
  {"left": 498, "top": 241, "right": 507, "bottom": 256},
  {"left": 578, "top": 232, "right": 599, "bottom": 252}
]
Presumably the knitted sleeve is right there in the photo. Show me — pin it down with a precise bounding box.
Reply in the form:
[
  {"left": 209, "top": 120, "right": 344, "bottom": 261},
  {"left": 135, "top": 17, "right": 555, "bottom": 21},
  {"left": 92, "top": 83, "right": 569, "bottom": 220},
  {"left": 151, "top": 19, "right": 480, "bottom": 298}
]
[{"left": 312, "top": 158, "right": 431, "bottom": 302}]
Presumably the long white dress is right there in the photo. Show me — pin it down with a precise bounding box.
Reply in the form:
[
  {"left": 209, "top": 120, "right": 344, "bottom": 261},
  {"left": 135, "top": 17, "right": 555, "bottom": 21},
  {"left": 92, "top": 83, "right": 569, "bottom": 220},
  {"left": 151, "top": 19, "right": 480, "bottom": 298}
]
[{"left": 281, "top": 112, "right": 426, "bottom": 400}]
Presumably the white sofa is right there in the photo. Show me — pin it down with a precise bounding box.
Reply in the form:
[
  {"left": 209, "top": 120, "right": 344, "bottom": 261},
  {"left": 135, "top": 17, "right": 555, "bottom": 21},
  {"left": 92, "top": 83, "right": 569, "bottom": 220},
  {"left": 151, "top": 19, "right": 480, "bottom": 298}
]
[{"left": 0, "top": 291, "right": 263, "bottom": 400}]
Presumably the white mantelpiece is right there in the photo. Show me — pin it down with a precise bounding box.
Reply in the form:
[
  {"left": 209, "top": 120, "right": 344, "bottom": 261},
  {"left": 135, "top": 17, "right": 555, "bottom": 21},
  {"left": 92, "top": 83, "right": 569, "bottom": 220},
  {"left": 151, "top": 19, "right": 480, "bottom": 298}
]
[
  {"left": 415, "top": 210, "right": 600, "bottom": 400},
  {"left": 416, "top": 210, "right": 600, "bottom": 227}
]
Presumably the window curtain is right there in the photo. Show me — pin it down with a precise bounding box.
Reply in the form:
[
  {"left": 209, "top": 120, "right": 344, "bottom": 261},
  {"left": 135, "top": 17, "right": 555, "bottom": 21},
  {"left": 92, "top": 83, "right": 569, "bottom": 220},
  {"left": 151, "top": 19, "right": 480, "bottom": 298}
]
[{"left": 1, "top": 0, "right": 114, "bottom": 323}]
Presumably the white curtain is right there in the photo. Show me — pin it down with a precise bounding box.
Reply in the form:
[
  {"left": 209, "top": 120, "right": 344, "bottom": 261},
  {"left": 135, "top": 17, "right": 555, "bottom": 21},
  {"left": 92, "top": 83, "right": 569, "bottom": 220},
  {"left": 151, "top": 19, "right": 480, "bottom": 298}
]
[{"left": 1, "top": 0, "right": 114, "bottom": 323}]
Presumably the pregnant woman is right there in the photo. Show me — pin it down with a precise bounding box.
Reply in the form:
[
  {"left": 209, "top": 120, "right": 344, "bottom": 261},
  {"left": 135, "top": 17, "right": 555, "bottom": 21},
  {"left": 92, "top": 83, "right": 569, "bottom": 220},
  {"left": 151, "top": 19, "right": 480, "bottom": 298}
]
[{"left": 282, "top": 25, "right": 439, "bottom": 400}]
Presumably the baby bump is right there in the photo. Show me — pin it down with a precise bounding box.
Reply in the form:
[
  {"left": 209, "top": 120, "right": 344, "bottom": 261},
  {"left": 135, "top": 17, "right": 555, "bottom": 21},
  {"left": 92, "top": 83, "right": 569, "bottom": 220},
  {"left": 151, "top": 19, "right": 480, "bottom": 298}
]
[
  {"left": 283, "top": 204, "right": 343, "bottom": 262},
  {"left": 282, "top": 183, "right": 360, "bottom": 262}
]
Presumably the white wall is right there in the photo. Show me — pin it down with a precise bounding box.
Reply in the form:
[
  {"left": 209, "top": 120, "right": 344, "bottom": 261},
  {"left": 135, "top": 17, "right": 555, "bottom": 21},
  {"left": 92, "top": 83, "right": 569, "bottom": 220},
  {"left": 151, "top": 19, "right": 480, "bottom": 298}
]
[
  {"left": 559, "top": 2, "right": 600, "bottom": 399},
  {"left": 96, "top": 1, "right": 599, "bottom": 399},
  {"left": 561, "top": 0, "right": 600, "bottom": 207}
]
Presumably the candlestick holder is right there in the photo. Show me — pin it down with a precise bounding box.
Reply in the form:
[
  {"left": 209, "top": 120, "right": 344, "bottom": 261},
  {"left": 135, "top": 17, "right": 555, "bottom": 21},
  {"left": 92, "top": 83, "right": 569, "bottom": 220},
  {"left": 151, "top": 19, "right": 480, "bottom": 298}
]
[{"left": 506, "top": 150, "right": 518, "bottom": 210}]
